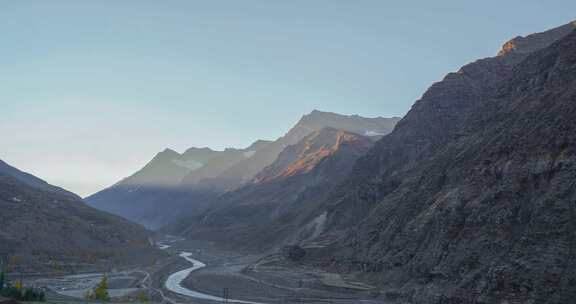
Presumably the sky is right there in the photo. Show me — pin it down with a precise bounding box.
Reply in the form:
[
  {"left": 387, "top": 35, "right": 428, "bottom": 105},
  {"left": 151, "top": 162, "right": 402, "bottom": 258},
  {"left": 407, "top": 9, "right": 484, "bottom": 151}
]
[{"left": 1, "top": 1, "right": 574, "bottom": 197}]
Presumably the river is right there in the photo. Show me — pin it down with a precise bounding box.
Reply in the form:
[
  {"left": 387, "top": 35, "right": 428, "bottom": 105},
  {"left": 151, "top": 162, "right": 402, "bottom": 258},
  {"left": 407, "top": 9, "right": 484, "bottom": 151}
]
[{"left": 163, "top": 250, "right": 263, "bottom": 304}]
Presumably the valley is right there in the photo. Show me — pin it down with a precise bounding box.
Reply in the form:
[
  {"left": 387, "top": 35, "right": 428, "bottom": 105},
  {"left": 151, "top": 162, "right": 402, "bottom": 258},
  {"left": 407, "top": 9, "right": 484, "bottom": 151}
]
[
  {"left": 11, "top": 236, "right": 385, "bottom": 304},
  {"left": 2, "top": 4, "right": 576, "bottom": 304}
]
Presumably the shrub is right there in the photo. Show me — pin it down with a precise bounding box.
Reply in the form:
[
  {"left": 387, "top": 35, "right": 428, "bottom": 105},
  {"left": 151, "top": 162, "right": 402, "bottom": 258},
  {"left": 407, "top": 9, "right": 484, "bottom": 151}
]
[{"left": 0, "top": 285, "right": 45, "bottom": 302}]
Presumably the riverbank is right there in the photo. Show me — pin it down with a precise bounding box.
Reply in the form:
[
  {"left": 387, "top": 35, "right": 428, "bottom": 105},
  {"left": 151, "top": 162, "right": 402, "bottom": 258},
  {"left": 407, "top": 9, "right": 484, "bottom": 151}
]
[{"left": 162, "top": 239, "right": 385, "bottom": 304}]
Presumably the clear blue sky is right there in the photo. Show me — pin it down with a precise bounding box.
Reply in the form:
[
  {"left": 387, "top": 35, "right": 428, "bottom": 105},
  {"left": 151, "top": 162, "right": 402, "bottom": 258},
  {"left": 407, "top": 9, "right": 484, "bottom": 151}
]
[{"left": 1, "top": 1, "right": 574, "bottom": 196}]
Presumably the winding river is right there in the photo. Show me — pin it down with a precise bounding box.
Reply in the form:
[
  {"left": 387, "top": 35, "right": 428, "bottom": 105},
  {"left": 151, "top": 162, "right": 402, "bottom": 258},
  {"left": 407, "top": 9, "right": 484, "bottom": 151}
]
[{"left": 164, "top": 251, "right": 263, "bottom": 304}]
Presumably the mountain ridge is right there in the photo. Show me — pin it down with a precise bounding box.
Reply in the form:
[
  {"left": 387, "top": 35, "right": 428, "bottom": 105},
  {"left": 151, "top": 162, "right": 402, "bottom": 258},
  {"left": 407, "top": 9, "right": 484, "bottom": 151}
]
[
  {"left": 191, "top": 110, "right": 400, "bottom": 192},
  {"left": 87, "top": 110, "right": 400, "bottom": 229},
  {"left": 0, "top": 159, "right": 80, "bottom": 199}
]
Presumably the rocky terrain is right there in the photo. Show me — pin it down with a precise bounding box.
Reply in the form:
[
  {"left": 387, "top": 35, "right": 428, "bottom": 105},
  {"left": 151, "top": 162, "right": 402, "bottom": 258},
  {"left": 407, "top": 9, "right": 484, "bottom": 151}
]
[
  {"left": 0, "top": 160, "right": 161, "bottom": 272},
  {"left": 176, "top": 127, "right": 374, "bottom": 250},
  {"left": 295, "top": 22, "right": 576, "bottom": 303}
]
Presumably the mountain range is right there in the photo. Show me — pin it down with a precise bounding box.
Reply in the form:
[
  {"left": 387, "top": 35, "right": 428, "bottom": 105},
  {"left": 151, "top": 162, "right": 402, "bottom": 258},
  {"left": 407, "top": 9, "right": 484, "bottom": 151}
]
[
  {"left": 86, "top": 110, "right": 400, "bottom": 229},
  {"left": 27, "top": 19, "right": 576, "bottom": 303}
]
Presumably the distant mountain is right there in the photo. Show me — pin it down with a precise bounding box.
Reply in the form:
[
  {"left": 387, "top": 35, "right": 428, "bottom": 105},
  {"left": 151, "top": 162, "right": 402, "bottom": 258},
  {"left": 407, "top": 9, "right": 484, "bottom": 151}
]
[
  {"left": 118, "top": 147, "right": 218, "bottom": 188},
  {"left": 181, "top": 140, "right": 272, "bottom": 187},
  {"left": 287, "top": 22, "right": 576, "bottom": 303},
  {"left": 0, "top": 160, "right": 160, "bottom": 271},
  {"left": 87, "top": 110, "right": 399, "bottom": 229},
  {"left": 172, "top": 127, "right": 374, "bottom": 250},
  {"left": 192, "top": 110, "right": 401, "bottom": 192},
  {"left": 0, "top": 160, "right": 79, "bottom": 199},
  {"left": 282, "top": 110, "right": 399, "bottom": 143},
  {"left": 86, "top": 141, "right": 271, "bottom": 229}
]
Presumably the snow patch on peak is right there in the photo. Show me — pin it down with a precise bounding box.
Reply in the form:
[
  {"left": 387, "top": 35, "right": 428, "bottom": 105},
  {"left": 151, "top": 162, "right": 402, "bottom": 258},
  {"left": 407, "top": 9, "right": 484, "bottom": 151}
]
[
  {"left": 243, "top": 150, "right": 256, "bottom": 158},
  {"left": 365, "top": 130, "right": 386, "bottom": 137},
  {"left": 171, "top": 159, "right": 204, "bottom": 171},
  {"left": 128, "top": 187, "right": 140, "bottom": 193}
]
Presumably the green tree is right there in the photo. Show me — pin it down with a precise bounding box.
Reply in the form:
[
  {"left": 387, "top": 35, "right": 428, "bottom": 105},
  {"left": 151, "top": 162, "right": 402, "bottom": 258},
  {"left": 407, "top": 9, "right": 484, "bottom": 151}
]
[
  {"left": 23, "top": 288, "right": 35, "bottom": 301},
  {"left": 0, "top": 270, "right": 5, "bottom": 290},
  {"left": 0, "top": 286, "right": 21, "bottom": 299}
]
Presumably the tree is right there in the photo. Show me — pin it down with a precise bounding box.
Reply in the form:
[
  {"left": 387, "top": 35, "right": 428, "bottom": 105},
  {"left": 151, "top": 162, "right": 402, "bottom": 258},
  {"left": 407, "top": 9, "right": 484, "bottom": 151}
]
[
  {"left": 136, "top": 291, "right": 148, "bottom": 303},
  {"left": 0, "top": 270, "right": 5, "bottom": 290},
  {"left": 9, "top": 255, "right": 22, "bottom": 266},
  {"left": 92, "top": 276, "right": 110, "bottom": 301},
  {"left": 0, "top": 285, "right": 21, "bottom": 299},
  {"left": 23, "top": 287, "right": 36, "bottom": 301}
]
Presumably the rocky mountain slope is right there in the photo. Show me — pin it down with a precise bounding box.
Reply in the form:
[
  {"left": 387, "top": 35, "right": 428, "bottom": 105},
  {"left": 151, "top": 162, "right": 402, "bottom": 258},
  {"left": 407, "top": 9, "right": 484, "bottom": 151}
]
[
  {"left": 298, "top": 22, "right": 576, "bottom": 303},
  {"left": 177, "top": 127, "right": 374, "bottom": 250},
  {"left": 0, "top": 160, "right": 160, "bottom": 272},
  {"left": 0, "top": 160, "right": 79, "bottom": 199},
  {"left": 87, "top": 111, "right": 400, "bottom": 229}
]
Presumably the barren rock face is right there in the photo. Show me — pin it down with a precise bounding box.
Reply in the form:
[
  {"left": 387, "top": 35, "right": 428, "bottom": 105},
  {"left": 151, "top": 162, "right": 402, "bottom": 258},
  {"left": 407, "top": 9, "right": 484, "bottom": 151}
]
[
  {"left": 498, "top": 22, "right": 575, "bottom": 57},
  {"left": 314, "top": 23, "right": 576, "bottom": 303}
]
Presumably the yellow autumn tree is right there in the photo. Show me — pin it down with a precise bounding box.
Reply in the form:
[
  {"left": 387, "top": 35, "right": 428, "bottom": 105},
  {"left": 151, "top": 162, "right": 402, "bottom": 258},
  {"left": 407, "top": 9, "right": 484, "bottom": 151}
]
[
  {"left": 136, "top": 291, "right": 148, "bottom": 302},
  {"left": 92, "top": 276, "right": 110, "bottom": 301}
]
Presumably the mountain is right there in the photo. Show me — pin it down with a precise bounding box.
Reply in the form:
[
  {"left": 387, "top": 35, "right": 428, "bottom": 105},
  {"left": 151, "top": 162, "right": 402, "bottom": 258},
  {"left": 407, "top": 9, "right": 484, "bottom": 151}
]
[
  {"left": 119, "top": 147, "right": 217, "bottom": 188},
  {"left": 86, "top": 142, "right": 271, "bottom": 229},
  {"left": 253, "top": 127, "right": 373, "bottom": 183},
  {"left": 0, "top": 160, "right": 160, "bottom": 272},
  {"left": 191, "top": 110, "right": 401, "bottom": 192},
  {"left": 87, "top": 111, "right": 400, "bottom": 229},
  {"left": 181, "top": 140, "right": 272, "bottom": 188},
  {"left": 0, "top": 160, "right": 79, "bottom": 199},
  {"left": 174, "top": 127, "right": 374, "bottom": 250},
  {"left": 293, "top": 22, "right": 576, "bottom": 303},
  {"left": 282, "top": 110, "right": 399, "bottom": 143}
]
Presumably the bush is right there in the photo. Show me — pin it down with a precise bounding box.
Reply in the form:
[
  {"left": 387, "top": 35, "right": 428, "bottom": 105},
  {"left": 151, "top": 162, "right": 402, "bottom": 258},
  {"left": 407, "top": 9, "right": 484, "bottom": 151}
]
[
  {"left": 0, "top": 286, "right": 21, "bottom": 299},
  {"left": 0, "top": 285, "right": 45, "bottom": 302},
  {"left": 22, "top": 287, "right": 45, "bottom": 302}
]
